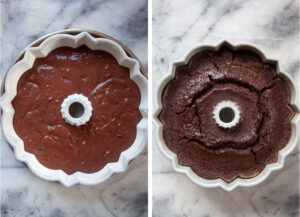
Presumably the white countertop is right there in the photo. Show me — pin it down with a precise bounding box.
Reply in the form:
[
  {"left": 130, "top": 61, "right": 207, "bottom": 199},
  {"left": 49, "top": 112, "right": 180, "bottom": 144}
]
[
  {"left": 152, "top": 0, "right": 299, "bottom": 217},
  {"left": 0, "top": 0, "right": 148, "bottom": 216},
  {"left": 1, "top": 0, "right": 299, "bottom": 216}
]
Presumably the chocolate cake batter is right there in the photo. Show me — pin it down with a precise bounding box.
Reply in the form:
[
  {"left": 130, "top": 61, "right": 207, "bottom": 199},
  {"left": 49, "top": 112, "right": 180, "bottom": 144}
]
[
  {"left": 160, "top": 47, "right": 294, "bottom": 182},
  {"left": 12, "top": 46, "right": 142, "bottom": 174}
]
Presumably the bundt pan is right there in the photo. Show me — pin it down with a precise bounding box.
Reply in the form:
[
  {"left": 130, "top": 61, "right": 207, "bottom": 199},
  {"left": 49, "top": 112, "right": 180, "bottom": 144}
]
[
  {"left": 154, "top": 41, "right": 299, "bottom": 191},
  {"left": 0, "top": 29, "right": 148, "bottom": 187}
]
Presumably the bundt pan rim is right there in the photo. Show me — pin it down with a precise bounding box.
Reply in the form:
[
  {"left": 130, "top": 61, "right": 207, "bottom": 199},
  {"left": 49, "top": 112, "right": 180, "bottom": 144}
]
[
  {"left": 0, "top": 30, "right": 148, "bottom": 187},
  {"left": 153, "top": 40, "right": 299, "bottom": 191}
]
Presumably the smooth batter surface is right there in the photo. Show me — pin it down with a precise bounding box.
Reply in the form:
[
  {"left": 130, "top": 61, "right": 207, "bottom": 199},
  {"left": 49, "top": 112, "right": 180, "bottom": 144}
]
[
  {"left": 160, "top": 47, "right": 294, "bottom": 182},
  {"left": 12, "top": 46, "right": 142, "bottom": 174}
]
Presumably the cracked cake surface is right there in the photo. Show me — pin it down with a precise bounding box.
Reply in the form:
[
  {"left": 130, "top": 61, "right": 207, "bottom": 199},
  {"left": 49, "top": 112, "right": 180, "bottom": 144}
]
[{"left": 160, "top": 46, "right": 294, "bottom": 182}]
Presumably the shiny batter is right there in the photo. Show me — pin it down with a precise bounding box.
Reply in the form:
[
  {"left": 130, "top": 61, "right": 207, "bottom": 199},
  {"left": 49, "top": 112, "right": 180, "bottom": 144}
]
[
  {"left": 12, "top": 46, "right": 142, "bottom": 174},
  {"left": 160, "top": 47, "right": 294, "bottom": 182}
]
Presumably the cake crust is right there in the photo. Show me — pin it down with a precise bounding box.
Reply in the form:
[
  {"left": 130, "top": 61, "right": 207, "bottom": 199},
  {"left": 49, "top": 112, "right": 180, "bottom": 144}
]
[{"left": 160, "top": 47, "right": 294, "bottom": 182}]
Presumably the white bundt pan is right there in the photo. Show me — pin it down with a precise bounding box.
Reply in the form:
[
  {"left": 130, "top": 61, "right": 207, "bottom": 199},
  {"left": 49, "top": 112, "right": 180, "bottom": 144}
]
[
  {"left": 153, "top": 41, "right": 300, "bottom": 191},
  {"left": 0, "top": 32, "right": 148, "bottom": 187}
]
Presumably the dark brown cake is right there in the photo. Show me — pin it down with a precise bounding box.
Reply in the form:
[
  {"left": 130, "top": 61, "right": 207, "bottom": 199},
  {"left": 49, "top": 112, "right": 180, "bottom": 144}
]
[{"left": 160, "top": 46, "right": 294, "bottom": 182}]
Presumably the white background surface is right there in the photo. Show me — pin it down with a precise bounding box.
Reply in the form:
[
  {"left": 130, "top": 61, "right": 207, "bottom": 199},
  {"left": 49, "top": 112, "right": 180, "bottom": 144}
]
[
  {"left": 152, "top": 0, "right": 299, "bottom": 217},
  {"left": 1, "top": 0, "right": 299, "bottom": 216},
  {"left": 1, "top": 0, "right": 148, "bottom": 216}
]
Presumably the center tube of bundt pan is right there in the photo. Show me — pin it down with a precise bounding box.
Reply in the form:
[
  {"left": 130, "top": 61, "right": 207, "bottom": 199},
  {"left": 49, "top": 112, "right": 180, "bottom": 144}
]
[
  {"left": 213, "top": 100, "right": 241, "bottom": 129},
  {"left": 61, "top": 93, "right": 93, "bottom": 126}
]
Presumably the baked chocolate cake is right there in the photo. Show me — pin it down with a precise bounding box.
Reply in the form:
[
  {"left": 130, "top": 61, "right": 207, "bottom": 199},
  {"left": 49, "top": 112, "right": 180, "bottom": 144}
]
[{"left": 160, "top": 46, "right": 294, "bottom": 182}]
